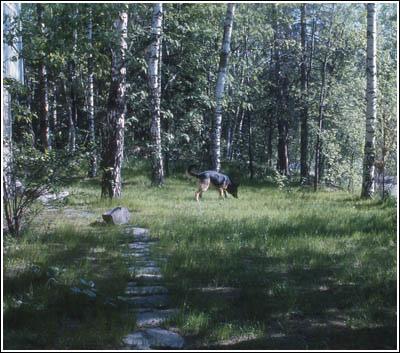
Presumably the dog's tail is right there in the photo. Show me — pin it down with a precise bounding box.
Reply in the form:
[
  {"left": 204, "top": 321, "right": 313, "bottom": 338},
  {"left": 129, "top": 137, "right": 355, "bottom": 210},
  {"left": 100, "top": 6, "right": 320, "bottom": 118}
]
[{"left": 186, "top": 164, "right": 200, "bottom": 178}]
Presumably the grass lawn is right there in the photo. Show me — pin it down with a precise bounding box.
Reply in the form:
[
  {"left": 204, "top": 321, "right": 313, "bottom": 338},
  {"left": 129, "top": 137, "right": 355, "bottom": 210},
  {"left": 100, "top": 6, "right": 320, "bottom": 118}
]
[{"left": 3, "top": 163, "right": 398, "bottom": 349}]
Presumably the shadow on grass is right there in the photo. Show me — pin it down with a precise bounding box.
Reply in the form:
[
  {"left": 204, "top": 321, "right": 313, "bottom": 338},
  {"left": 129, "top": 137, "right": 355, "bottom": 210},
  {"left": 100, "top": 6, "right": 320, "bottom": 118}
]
[
  {"left": 3, "top": 226, "right": 135, "bottom": 350},
  {"left": 158, "top": 210, "right": 396, "bottom": 350}
]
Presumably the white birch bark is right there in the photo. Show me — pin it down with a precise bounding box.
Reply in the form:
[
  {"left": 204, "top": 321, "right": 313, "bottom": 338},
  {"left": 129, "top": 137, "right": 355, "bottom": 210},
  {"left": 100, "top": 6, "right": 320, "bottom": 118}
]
[
  {"left": 361, "top": 3, "right": 377, "bottom": 198},
  {"left": 148, "top": 3, "right": 164, "bottom": 185},
  {"left": 101, "top": 7, "right": 128, "bottom": 198},
  {"left": 87, "top": 6, "right": 97, "bottom": 177},
  {"left": 36, "top": 3, "right": 50, "bottom": 151},
  {"left": 211, "top": 3, "right": 235, "bottom": 172}
]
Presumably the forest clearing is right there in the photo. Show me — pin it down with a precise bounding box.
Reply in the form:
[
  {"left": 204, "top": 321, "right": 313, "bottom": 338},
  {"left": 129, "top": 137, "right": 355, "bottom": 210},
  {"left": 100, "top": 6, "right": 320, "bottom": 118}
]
[{"left": 2, "top": 2, "right": 398, "bottom": 351}]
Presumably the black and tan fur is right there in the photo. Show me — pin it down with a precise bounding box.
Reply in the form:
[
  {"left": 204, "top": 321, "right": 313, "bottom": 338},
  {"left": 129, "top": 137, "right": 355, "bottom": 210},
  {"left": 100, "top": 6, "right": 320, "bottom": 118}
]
[{"left": 187, "top": 165, "right": 239, "bottom": 201}]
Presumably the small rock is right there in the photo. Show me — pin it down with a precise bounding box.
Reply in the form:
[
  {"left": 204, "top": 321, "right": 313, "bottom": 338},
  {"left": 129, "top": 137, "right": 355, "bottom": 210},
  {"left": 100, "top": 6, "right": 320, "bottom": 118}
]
[{"left": 102, "top": 206, "right": 131, "bottom": 225}]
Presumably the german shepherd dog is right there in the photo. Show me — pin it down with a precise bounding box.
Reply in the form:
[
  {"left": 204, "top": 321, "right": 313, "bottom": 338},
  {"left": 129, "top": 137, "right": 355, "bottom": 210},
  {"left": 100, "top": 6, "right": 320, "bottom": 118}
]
[{"left": 187, "top": 165, "right": 239, "bottom": 201}]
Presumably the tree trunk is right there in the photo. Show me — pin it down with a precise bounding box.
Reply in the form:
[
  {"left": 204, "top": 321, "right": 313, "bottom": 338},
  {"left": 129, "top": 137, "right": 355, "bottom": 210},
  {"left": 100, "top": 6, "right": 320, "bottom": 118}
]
[
  {"left": 248, "top": 111, "right": 254, "bottom": 179},
  {"left": 361, "top": 3, "right": 377, "bottom": 198},
  {"left": 277, "top": 115, "right": 289, "bottom": 175},
  {"left": 273, "top": 6, "right": 289, "bottom": 176},
  {"left": 300, "top": 4, "right": 308, "bottom": 181},
  {"left": 87, "top": 6, "right": 97, "bottom": 177},
  {"left": 67, "top": 9, "right": 79, "bottom": 153},
  {"left": 36, "top": 4, "right": 50, "bottom": 152},
  {"left": 211, "top": 3, "right": 235, "bottom": 172},
  {"left": 314, "top": 9, "right": 334, "bottom": 191},
  {"left": 101, "top": 7, "right": 128, "bottom": 198},
  {"left": 50, "top": 82, "right": 57, "bottom": 148},
  {"left": 266, "top": 116, "right": 274, "bottom": 168},
  {"left": 148, "top": 3, "right": 164, "bottom": 186}
]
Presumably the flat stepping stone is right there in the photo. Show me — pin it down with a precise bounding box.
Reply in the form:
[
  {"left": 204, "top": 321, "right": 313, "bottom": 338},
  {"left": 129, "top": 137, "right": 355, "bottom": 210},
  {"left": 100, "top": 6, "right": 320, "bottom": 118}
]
[
  {"left": 130, "top": 253, "right": 150, "bottom": 258},
  {"left": 125, "top": 285, "right": 168, "bottom": 296},
  {"left": 135, "top": 273, "right": 163, "bottom": 281},
  {"left": 135, "top": 308, "right": 179, "bottom": 328},
  {"left": 123, "top": 328, "right": 184, "bottom": 349},
  {"left": 118, "top": 294, "right": 169, "bottom": 308},
  {"left": 136, "top": 266, "right": 161, "bottom": 275},
  {"left": 128, "top": 266, "right": 161, "bottom": 276}
]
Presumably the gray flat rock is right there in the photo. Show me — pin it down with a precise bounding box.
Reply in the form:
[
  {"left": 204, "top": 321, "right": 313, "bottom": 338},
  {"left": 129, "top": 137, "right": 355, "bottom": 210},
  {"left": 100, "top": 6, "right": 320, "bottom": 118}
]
[
  {"left": 125, "top": 285, "right": 168, "bottom": 296},
  {"left": 39, "top": 191, "right": 70, "bottom": 203},
  {"left": 118, "top": 294, "right": 169, "bottom": 308},
  {"left": 135, "top": 309, "right": 179, "bottom": 328},
  {"left": 123, "top": 328, "right": 184, "bottom": 349},
  {"left": 102, "top": 206, "right": 131, "bottom": 225}
]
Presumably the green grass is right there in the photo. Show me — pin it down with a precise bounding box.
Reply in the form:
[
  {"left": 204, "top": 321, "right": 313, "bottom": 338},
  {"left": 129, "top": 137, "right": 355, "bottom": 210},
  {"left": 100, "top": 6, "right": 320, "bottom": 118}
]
[{"left": 3, "top": 162, "right": 397, "bottom": 349}]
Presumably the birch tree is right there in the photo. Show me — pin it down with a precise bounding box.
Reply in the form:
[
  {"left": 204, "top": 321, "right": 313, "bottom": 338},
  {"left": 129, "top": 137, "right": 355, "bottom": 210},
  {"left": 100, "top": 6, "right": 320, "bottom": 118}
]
[
  {"left": 211, "top": 3, "right": 235, "bottom": 172},
  {"left": 87, "top": 6, "right": 97, "bottom": 177},
  {"left": 299, "top": 4, "right": 308, "bottom": 181},
  {"left": 361, "top": 3, "right": 377, "bottom": 198},
  {"left": 101, "top": 7, "right": 128, "bottom": 198},
  {"left": 148, "top": 3, "right": 164, "bottom": 185},
  {"left": 36, "top": 3, "right": 50, "bottom": 152}
]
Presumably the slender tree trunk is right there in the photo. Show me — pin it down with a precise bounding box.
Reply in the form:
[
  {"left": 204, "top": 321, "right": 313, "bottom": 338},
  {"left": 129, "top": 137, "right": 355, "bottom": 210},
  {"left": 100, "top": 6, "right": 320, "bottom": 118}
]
[
  {"left": 211, "top": 3, "right": 235, "bottom": 172},
  {"left": 300, "top": 4, "right": 308, "bottom": 181},
  {"left": 66, "top": 82, "right": 76, "bottom": 153},
  {"left": 361, "top": 3, "right": 377, "bottom": 198},
  {"left": 314, "top": 10, "right": 334, "bottom": 191},
  {"left": 235, "top": 105, "right": 245, "bottom": 159},
  {"left": 36, "top": 4, "right": 50, "bottom": 152},
  {"left": 228, "top": 104, "right": 241, "bottom": 160},
  {"left": 101, "top": 7, "right": 128, "bottom": 198},
  {"left": 273, "top": 6, "right": 289, "bottom": 176},
  {"left": 87, "top": 6, "right": 97, "bottom": 177},
  {"left": 50, "top": 82, "right": 57, "bottom": 148},
  {"left": 248, "top": 111, "right": 254, "bottom": 179},
  {"left": 381, "top": 116, "right": 386, "bottom": 199},
  {"left": 266, "top": 117, "right": 274, "bottom": 168},
  {"left": 277, "top": 115, "right": 289, "bottom": 175},
  {"left": 148, "top": 3, "right": 164, "bottom": 185}
]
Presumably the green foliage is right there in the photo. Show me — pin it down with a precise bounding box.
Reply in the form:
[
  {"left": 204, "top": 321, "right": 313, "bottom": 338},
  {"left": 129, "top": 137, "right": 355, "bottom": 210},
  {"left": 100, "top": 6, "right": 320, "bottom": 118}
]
[{"left": 9, "top": 3, "right": 397, "bottom": 188}]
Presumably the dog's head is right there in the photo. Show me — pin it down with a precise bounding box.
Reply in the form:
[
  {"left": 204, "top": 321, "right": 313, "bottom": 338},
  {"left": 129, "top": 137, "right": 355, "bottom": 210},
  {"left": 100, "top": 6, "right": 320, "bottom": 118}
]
[{"left": 227, "top": 182, "right": 239, "bottom": 198}]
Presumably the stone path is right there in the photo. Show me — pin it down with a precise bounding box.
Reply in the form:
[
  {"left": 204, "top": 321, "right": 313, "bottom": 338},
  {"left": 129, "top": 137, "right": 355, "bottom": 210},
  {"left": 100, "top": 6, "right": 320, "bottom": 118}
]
[{"left": 120, "top": 226, "right": 184, "bottom": 350}]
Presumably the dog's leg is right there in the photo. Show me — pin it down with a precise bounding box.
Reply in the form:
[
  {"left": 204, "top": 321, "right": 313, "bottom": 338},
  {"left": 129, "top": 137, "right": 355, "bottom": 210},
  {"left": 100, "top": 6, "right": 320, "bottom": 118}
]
[
  {"left": 196, "top": 179, "right": 209, "bottom": 201},
  {"left": 224, "top": 190, "right": 228, "bottom": 198},
  {"left": 218, "top": 188, "right": 225, "bottom": 199}
]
